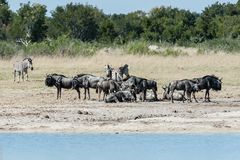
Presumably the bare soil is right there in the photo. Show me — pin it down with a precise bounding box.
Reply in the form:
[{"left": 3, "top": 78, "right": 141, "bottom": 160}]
[{"left": 0, "top": 82, "right": 240, "bottom": 133}]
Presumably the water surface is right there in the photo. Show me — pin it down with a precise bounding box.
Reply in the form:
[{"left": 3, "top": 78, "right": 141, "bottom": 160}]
[{"left": 0, "top": 133, "right": 239, "bottom": 160}]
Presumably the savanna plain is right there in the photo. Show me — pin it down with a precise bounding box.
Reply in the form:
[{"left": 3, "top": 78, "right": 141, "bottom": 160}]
[{"left": 0, "top": 49, "right": 240, "bottom": 133}]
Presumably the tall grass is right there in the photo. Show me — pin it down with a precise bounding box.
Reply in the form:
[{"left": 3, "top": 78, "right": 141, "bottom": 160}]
[
  {"left": 196, "top": 38, "right": 240, "bottom": 54},
  {"left": 0, "top": 38, "right": 239, "bottom": 58},
  {"left": 25, "top": 36, "right": 106, "bottom": 56},
  {"left": 0, "top": 41, "right": 21, "bottom": 58}
]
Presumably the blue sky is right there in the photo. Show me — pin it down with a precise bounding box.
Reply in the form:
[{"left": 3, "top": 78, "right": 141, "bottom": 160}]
[{"left": 8, "top": 0, "right": 238, "bottom": 16}]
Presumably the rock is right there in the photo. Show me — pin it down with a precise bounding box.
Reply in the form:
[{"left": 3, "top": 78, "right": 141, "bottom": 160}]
[
  {"left": 44, "top": 115, "right": 50, "bottom": 119},
  {"left": 78, "top": 110, "right": 93, "bottom": 115},
  {"left": 173, "top": 110, "right": 178, "bottom": 113},
  {"left": 134, "top": 115, "right": 143, "bottom": 120},
  {"left": 78, "top": 110, "right": 83, "bottom": 114},
  {"left": 187, "top": 110, "right": 192, "bottom": 113}
]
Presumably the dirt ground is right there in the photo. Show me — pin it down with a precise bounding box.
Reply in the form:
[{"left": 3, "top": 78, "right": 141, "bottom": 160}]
[
  {"left": 0, "top": 54, "right": 240, "bottom": 133},
  {"left": 0, "top": 81, "right": 240, "bottom": 133}
]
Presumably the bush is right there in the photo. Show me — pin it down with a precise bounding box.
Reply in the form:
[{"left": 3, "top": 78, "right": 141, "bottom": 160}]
[
  {"left": 124, "top": 40, "right": 150, "bottom": 55},
  {"left": 0, "top": 37, "right": 239, "bottom": 59},
  {"left": 0, "top": 41, "right": 20, "bottom": 58},
  {"left": 197, "top": 38, "right": 240, "bottom": 53}
]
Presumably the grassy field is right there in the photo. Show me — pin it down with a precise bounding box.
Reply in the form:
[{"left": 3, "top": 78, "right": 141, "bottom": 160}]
[
  {"left": 1, "top": 52, "right": 240, "bottom": 85},
  {"left": 0, "top": 50, "right": 240, "bottom": 97}
]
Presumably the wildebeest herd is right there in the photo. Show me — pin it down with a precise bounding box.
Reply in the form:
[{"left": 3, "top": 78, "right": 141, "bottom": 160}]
[{"left": 14, "top": 58, "right": 223, "bottom": 103}]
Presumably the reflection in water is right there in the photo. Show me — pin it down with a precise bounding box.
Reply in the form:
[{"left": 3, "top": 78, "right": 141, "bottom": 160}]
[{"left": 0, "top": 134, "right": 240, "bottom": 160}]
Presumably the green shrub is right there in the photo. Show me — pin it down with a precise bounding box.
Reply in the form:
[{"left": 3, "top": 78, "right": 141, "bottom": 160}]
[
  {"left": 0, "top": 41, "right": 20, "bottom": 58},
  {"left": 124, "top": 40, "right": 150, "bottom": 55}
]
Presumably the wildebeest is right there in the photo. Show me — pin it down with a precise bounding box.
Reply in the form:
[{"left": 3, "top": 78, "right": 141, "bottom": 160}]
[
  {"left": 97, "top": 79, "right": 121, "bottom": 101},
  {"left": 193, "top": 75, "right": 222, "bottom": 102},
  {"left": 45, "top": 73, "right": 80, "bottom": 99},
  {"left": 162, "top": 85, "right": 186, "bottom": 101},
  {"left": 105, "top": 90, "right": 136, "bottom": 103},
  {"left": 168, "top": 79, "right": 198, "bottom": 103},
  {"left": 72, "top": 74, "right": 105, "bottom": 100},
  {"left": 122, "top": 76, "right": 158, "bottom": 101},
  {"left": 104, "top": 64, "right": 129, "bottom": 81},
  {"left": 13, "top": 58, "right": 34, "bottom": 82}
]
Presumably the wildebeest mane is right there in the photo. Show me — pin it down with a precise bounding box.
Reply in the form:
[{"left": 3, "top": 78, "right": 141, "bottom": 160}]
[{"left": 202, "top": 74, "right": 219, "bottom": 80}]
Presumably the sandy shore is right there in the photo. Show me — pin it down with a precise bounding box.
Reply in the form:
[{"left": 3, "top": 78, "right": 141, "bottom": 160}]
[{"left": 1, "top": 86, "right": 240, "bottom": 134}]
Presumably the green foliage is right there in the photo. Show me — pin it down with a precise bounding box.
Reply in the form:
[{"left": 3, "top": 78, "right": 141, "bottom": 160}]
[
  {"left": 48, "top": 3, "right": 104, "bottom": 42},
  {"left": 143, "top": 7, "right": 198, "bottom": 43},
  {"left": 124, "top": 40, "right": 150, "bottom": 55},
  {"left": 23, "top": 36, "right": 103, "bottom": 56},
  {"left": 98, "top": 19, "right": 117, "bottom": 43},
  {"left": 0, "top": 41, "right": 20, "bottom": 58},
  {"left": 0, "top": 1, "right": 12, "bottom": 40},
  {"left": 197, "top": 38, "right": 240, "bottom": 53},
  {"left": 123, "top": 40, "right": 187, "bottom": 56},
  {"left": 1, "top": 1, "right": 240, "bottom": 57},
  {"left": 8, "top": 2, "right": 47, "bottom": 42}
]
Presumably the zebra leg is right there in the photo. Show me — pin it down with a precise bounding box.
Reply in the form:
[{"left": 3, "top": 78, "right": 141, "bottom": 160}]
[
  {"left": 14, "top": 71, "right": 16, "bottom": 82},
  {"left": 22, "top": 72, "right": 24, "bottom": 81},
  {"left": 18, "top": 72, "right": 21, "bottom": 82},
  {"left": 26, "top": 71, "right": 29, "bottom": 81}
]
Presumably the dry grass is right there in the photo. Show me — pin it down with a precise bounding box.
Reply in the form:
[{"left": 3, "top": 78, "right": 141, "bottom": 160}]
[{"left": 0, "top": 52, "right": 240, "bottom": 98}]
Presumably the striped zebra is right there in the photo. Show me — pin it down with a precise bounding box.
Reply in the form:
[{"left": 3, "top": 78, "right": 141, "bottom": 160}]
[
  {"left": 104, "top": 64, "right": 129, "bottom": 82},
  {"left": 13, "top": 58, "right": 34, "bottom": 82}
]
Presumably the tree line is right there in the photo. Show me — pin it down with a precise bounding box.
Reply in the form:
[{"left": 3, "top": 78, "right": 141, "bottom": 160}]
[{"left": 0, "top": 0, "right": 240, "bottom": 45}]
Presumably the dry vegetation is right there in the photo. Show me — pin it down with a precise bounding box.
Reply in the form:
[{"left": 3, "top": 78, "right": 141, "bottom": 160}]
[{"left": 0, "top": 50, "right": 240, "bottom": 133}]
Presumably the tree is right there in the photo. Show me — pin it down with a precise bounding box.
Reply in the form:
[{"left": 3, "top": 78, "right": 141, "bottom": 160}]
[
  {"left": 0, "top": 0, "right": 12, "bottom": 40},
  {"left": 48, "top": 3, "right": 104, "bottom": 41},
  {"left": 143, "top": 7, "right": 197, "bottom": 43},
  {"left": 98, "top": 19, "right": 117, "bottom": 43},
  {"left": 9, "top": 2, "right": 47, "bottom": 43}
]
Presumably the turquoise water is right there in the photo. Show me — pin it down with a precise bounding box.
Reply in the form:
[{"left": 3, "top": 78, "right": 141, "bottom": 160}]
[{"left": 0, "top": 133, "right": 240, "bottom": 160}]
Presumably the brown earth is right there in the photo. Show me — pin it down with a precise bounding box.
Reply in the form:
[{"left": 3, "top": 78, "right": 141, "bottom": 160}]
[{"left": 0, "top": 84, "right": 240, "bottom": 133}]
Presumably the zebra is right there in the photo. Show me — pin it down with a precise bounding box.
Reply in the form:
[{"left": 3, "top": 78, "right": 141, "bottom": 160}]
[
  {"left": 13, "top": 58, "right": 34, "bottom": 82},
  {"left": 104, "top": 64, "right": 129, "bottom": 82}
]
